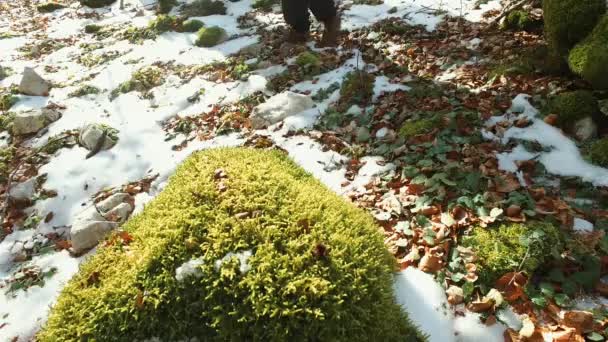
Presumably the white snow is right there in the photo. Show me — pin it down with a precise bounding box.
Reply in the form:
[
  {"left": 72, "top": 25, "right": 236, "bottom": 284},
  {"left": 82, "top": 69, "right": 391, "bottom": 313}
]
[
  {"left": 214, "top": 250, "right": 253, "bottom": 273},
  {"left": 175, "top": 258, "right": 205, "bottom": 281},
  {"left": 573, "top": 218, "right": 594, "bottom": 232}
]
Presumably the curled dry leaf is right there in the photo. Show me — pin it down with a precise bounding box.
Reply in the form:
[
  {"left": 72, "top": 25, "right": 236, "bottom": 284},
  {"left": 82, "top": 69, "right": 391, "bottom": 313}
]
[
  {"left": 419, "top": 253, "right": 444, "bottom": 273},
  {"left": 505, "top": 204, "right": 522, "bottom": 217},
  {"left": 468, "top": 297, "right": 494, "bottom": 313},
  {"left": 562, "top": 310, "right": 594, "bottom": 333},
  {"left": 544, "top": 114, "right": 558, "bottom": 126},
  {"left": 495, "top": 174, "right": 521, "bottom": 193},
  {"left": 495, "top": 272, "right": 527, "bottom": 302},
  {"left": 446, "top": 285, "right": 464, "bottom": 305}
]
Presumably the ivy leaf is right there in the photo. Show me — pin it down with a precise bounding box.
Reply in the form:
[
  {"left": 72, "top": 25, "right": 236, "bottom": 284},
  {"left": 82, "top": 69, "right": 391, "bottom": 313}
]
[
  {"left": 462, "top": 282, "right": 475, "bottom": 299},
  {"left": 548, "top": 269, "right": 566, "bottom": 283},
  {"left": 539, "top": 282, "right": 555, "bottom": 298},
  {"left": 451, "top": 272, "right": 465, "bottom": 282},
  {"left": 554, "top": 293, "right": 571, "bottom": 308},
  {"left": 586, "top": 332, "right": 604, "bottom": 341},
  {"left": 531, "top": 296, "right": 547, "bottom": 308}
]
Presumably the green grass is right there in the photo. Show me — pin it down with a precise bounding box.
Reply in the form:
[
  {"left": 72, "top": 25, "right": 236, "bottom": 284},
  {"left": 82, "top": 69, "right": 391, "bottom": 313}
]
[{"left": 38, "top": 148, "right": 425, "bottom": 341}]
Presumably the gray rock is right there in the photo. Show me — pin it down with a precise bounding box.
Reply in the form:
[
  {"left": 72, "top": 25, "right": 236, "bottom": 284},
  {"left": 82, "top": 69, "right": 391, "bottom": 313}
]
[
  {"left": 97, "top": 193, "right": 130, "bottom": 213},
  {"left": 104, "top": 202, "right": 133, "bottom": 223},
  {"left": 9, "top": 177, "right": 37, "bottom": 201},
  {"left": 356, "top": 127, "right": 371, "bottom": 143},
  {"left": 19, "top": 67, "right": 50, "bottom": 96},
  {"left": 250, "top": 91, "right": 315, "bottom": 129},
  {"left": 12, "top": 108, "right": 61, "bottom": 135},
  {"left": 238, "top": 42, "right": 263, "bottom": 56},
  {"left": 600, "top": 99, "right": 608, "bottom": 116},
  {"left": 79, "top": 123, "right": 118, "bottom": 151},
  {"left": 573, "top": 117, "right": 597, "bottom": 141},
  {"left": 70, "top": 221, "right": 117, "bottom": 253}
]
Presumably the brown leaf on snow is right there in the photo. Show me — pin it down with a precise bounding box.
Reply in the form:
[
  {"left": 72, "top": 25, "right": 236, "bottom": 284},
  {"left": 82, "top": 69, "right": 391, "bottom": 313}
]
[
  {"left": 544, "top": 114, "right": 558, "bottom": 126},
  {"left": 468, "top": 298, "right": 494, "bottom": 313},
  {"left": 562, "top": 311, "right": 594, "bottom": 333}
]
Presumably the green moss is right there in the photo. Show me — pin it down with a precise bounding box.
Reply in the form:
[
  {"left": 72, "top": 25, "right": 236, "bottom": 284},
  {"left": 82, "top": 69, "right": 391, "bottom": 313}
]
[
  {"left": 148, "top": 14, "right": 180, "bottom": 33},
  {"left": 543, "top": 0, "right": 606, "bottom": 57},
  {"left": 0, "top": 93, "right": 18, "bottom": 112},
  {"left": 121, "top": 26, "right": 157, "bottom": 44},
  {"left": 79, "top": 0, "right": 116, "bottom": 8},
  {"left": 111, "top": 66, "right": 165, "bottom": 99},
  {"left": 38, "top": 148, "right": 424, "bottom": 341},
  {"left": 0, "top": 146, "right": 15, "bottom": 183},
  {"left": 295, "top": 51, "right": 322, "bottom": 75},
  {"left": 546, "top": 90, "right": 599, "bottom": 126},
  {"left": 398, "top": 118, "right": 437, "bottom": 139},
  {"left": 69, "top": 85, "right": 100, "bottom": 98},
  {"left": 0, "top": 112, "right": 15, "bottom": 133},
  {"left": 339, "top": 71, "right": 375, "bottom": 109},
  {"left": 0, "top": 66, "right": 9, "bottom": 80},
  {"left": 37, "top": 2, "right": 66, "bottom": 13},
  {"left": 252, "top": 0, "right": 279, "bottom": 11},
  {"left": 157, "top": 0, "right": 177, "bottom": 14},
  {"left": 195, "top": 26, "right": 227, "bottom": 47},
  {"left": 463, "top": 222, "right": 563, "bottom": 284},
  {"left": 568, "top": 15, "right": 608, "bottom": 89},
  {"left": 84, "top": 24, "right": 102, "bottom": 34},
  {"left": 501, "top": 10, "right": 534, "bottom": 31},
  {"left": 182, "top": 0, "right": 227, "bottom": 16},
  {"left": 588, "top": 138, "right": 608, "bottom": 167},
  {"left": 182, "top": 19, "right": 205, "bottom": 32}
]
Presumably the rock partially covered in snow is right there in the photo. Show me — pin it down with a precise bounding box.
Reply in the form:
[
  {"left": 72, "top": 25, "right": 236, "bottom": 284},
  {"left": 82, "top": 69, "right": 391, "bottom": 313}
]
[
  {"left": 250, "top": 91, "right": 314, "bottom": 128},
  {"left": 79, "top": 123, "right": 119, "bottom": 151},
  {"left": 12, "top": 108, "right": 61, "bottom": 135},
  {"left": 70, "top": 192, "right": 134, "bottom": 253},
  {"left": 573, "top": 117, "right": 597, "bottom": 141},
  {"left": 19, "top": 67, "right": 51, "bottom": 96},
  {"left": 9, "top": 177, "right": 37, "bottom": 201},
  {"left": 238, "top": 42, "right": 263, "bottom": 56}
]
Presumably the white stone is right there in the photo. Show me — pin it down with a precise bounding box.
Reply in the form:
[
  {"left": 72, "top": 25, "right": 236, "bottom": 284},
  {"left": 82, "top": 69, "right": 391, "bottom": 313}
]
[
  {"left": 250, "top": 91, "right": 314, "bottom": 128},
  {"left": 23, "top": 240, "right": 35, "bottom": 250},
  {"left": 70, "top": 221, "right": 117, "bottom": 253},
  {"left": 573, "top": 117, "right": 597, "bottom": 142},
  {"left": 79, "top": 124, "right": 118, "bottom": 151},
  {"left": 19, "top": 67, "right": 50, "bottom": 96},
  {"left": 97, "top": 193, "right": 130, "bottom": 213},
  {"left": 12, "top": 109, "right": 61, "bottom": 135},
  {"left": 9, "top": 177, "right": 37, "bottom": 201}
]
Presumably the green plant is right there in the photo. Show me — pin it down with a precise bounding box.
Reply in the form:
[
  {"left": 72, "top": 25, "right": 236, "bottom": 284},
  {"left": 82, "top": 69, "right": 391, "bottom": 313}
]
[
  {"left": 295, "top": 51, "right": 322, "bottom": 75},
  {"left": 0, "top": 93, "right": 18, "bottom": 111},
  {"left": 69, "top": 85, "right": 100, "bottom": 98},
  {"left": 195, "top": 26, "right": 227, "bottom": 47},
  {"left": 111, "top": 66, "right": 165, "bottom": 99},
  {"left": 181, "top": 0, "right": 227, "bottom": 16},
  {"left": 463, "top": 222, "right": 564, "bottom": 284},
  {"left": 0, "top": 66, "right": 10, "bottom": 80},
  {"left": 542, "top": 0, "right": 606, "bottom": 57},
  {"left": 0, "top": 146, "right": 15, "bottom": 183},
  {"left": 148, "top": 14, "right": 180, "bottom": 33},
  {"left": 37, "top": 1, "right": 66, "bottom": 13},
  {"left": 84, "top": 24, "right": 102, "bottom": 34},
  {"left": 157, "top": 0, "right": 177, "bottom": 13},
  {"left": 182, "top": 19, "right": 205, "bottom": 32},
  {"left": 79, "top": 0, "right": 116, "bottom": 8},
  {"left": 399, "top": 118, "right": 437, "bottom": 139},
  {"left": 588, "top": 138, "right": 608, "bottom": 167},
  {"left": 252, "top": 0, "right": 279, "bottom": 11},
  {"left": 501, "top": 10, "right": 534, "bottom": 31},
  {"left": 569, "top": 15, "right": 608, "bottom": 89},
  {"left": 339, "top": 70, "right": 374, "bottom": 109},
  {"left": 546, "top": 90, "right": 598, "bottom": 126},
  {"left": 38, "top": 148, "right": 424, "bottom": 341}
]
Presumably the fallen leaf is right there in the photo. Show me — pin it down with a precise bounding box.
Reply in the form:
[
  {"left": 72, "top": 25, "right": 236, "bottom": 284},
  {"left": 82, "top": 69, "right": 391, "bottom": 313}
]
[
  {"left": 563, "top": 310, "right": 594, "bottom": 333},
  {"left": 544, "top": 114, "right": 558, "bottom": 126}
]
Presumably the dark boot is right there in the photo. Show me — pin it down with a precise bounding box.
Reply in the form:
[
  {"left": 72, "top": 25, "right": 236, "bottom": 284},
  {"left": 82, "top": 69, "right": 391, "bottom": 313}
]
[
  {"left": 286, "top": 29, "right": 309, "bottom": 44},
  {"left": 320, "top": 15, "right": 341, "bottom": 47}
]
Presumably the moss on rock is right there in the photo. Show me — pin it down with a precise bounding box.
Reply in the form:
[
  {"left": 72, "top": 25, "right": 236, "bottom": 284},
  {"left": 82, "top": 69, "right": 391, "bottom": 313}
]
[
  {"left": 38, "top": 148, "right": 424, "bottom": 341},
  {"left": 463, "top": 222, "right": 563, "bottom": 284},
  {"left": 182, "top": 0, "right": 227, "bottom": 16},
  {"left": 79, "top": 0, "right": 116, "bottom": 8},
  {"left": 501, "top": 10, "right": 534, "bottom": 31},
  {"left": 569, "top": 15, "right": 608, "bottom": 89},
  {"left": 546, "top": 90, "right": 599, "bottom": 126},
  {"left": 182, "top": 19, "right": 205, "bottom": 33},
  {"left": 195, "top": 26, "right": 228, "bottom": 47},
  {"left": 295, "top": 51, "right": 322, "bottom": 75},
  {"left": 84, "top": 24, "right": 102, "bottom": 34},
  {"left": 148, "top": 14, "right": 180, "bottom": 33},
  {"left": 542, "top": 0, "right": 605, "bottom": 57},
  {"left": 0, "top": 93, "right": 18, "bottom": 112},
  {"left": 37, "top": 2, "right": 66, "bottom": 13},
  {"left": 588, "top": 137, "right": 608, "bottom": 167}
]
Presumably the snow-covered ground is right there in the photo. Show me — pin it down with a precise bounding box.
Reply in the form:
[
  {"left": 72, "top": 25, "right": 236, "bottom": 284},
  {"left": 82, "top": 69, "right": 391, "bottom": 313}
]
[{"left": 7, "top": 0, "right": 603, "bottom": 340}]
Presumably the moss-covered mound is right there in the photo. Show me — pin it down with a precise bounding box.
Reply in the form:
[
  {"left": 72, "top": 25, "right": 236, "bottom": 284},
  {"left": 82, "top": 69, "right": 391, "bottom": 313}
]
[
  {"left": 546, "top": 90, "right": 599, "bottom": 126},
  {"left": 463, "top": 222, "right": 563, "bottom": 284},
  {"left": 543, "top": 0, "right": 605, "bottom": 57},
  {"left": 295, "top": 51, "right": 322, "bottom": 75},
  {"left": 399, "top": 118, "right": 439, "bottom": 139},
  {"left": 569, "top": 15, "right": 608, "bottom": 89},
  {"left": 588, "top": 137, "right": 608, "bottom": 167},
  {"left": 79, "top": 0, "right": 116, "bottom": 8},
  {"left": 195, "top": 26, "right": 228, "bottom": 47},
  {"left": 157, "top": 0, "right": 177, "bottom": 14},
  {"left": 39, "top": 148, "right": 423, "bottom": 341},
  {"left": 181, "top": 0, "right": 227, "bottom": 17},
  {"left": 37, "top": 1, "right": 66, "bottom": 13},
  {"left": 182, "top": 19, "right": 205, "bottom": 32}
]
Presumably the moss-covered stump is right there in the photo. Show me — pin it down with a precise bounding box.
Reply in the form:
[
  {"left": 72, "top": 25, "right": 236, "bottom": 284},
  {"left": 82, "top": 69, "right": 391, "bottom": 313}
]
[
  {"left": 79, "top": 0, "right": 116, "bottom": 8},
  {"left": 39, "top": 148, "right": 423, "bottom": 341},
  {"left": 542, "top": 0, "right": 605, "bottom": 57},
  {"left": 463, "top": 222, "right": 563, "bottom": 285},
  {"left": 546, "top": 90, "right": 599, "bottom": 126},
  {"left": 195, "top": 26, "right": 228, "bottom": 47},
  {"left": 569, "top": 15, "right": 608, "bottom": 90}
]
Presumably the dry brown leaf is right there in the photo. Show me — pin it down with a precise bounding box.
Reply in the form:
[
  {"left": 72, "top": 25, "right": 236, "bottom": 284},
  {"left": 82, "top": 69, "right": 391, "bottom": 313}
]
[{"left": 562, "top": 311, "right": 594, "bottom": 333}]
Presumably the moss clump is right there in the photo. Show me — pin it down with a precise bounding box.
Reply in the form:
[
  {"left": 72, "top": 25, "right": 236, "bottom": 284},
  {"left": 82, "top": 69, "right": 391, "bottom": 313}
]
[
  {"left": 148, "top": 14, "right": 181, "bottom": 33},
  {"left": 38, "top": 148, "right": 424, "bottom": 341},
  {"left": 295, "top": 51, "right": 322, "bottom": 75},
  {"left": 588, "top": 138, "right": 608, "bottom": 167},
  {"left": 182, "top": 19, "right": 205, "bottom": 32},
  {"left": 37, "top": 2, "right": 66, "bottom": 13},
  {"left": 195, "top": 26, "right": 228, "bottom": 47},
  {"left": 79, "top": 0, "right": 116, "bottom": 8},
  {"left": 463, "top": 222, "right": 563, "bottom": 284},
  {"left": 546, "top": 90, "right": 599, "bottom": 126},
  {"left": 181, "top": 0, "right": 227, "bottom": 16},
  {"left": 543, "top": 0, "right": 606, "bottom": 57},
  {"left": 339, "top": 71, "right": 375, "bottom": 109},
  {"left": 84, "top": 24, "right": 102, "bottom": 34},
  {"left": 157, "top": 0, "right": 177, "bottom": 13},
  {"left": 501, "top": 10, "right": 534, "bottom": 31},
  {"left": 0, "top": 146, "right": 15, "bottom": 183},
  {"left": 569, "top": 15, "right": 608, "bottom": 89},
  {"left": 69, "top": 85, "right": 100, "bottom": 98},
  {"left": 0, "top": 93, "right": 18, "bottom": 111},
  {"left": 252, "top": 0, "right": 279, "bottom": 11},
  {"left": 399, "top": 118, "right": 437, "bottom": 139},
  {"left": 111, "top": 66, "right": 165, "bottom": 99},
  {"left": 0, "top": 66, "right": 9, "bottom": 80}
]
